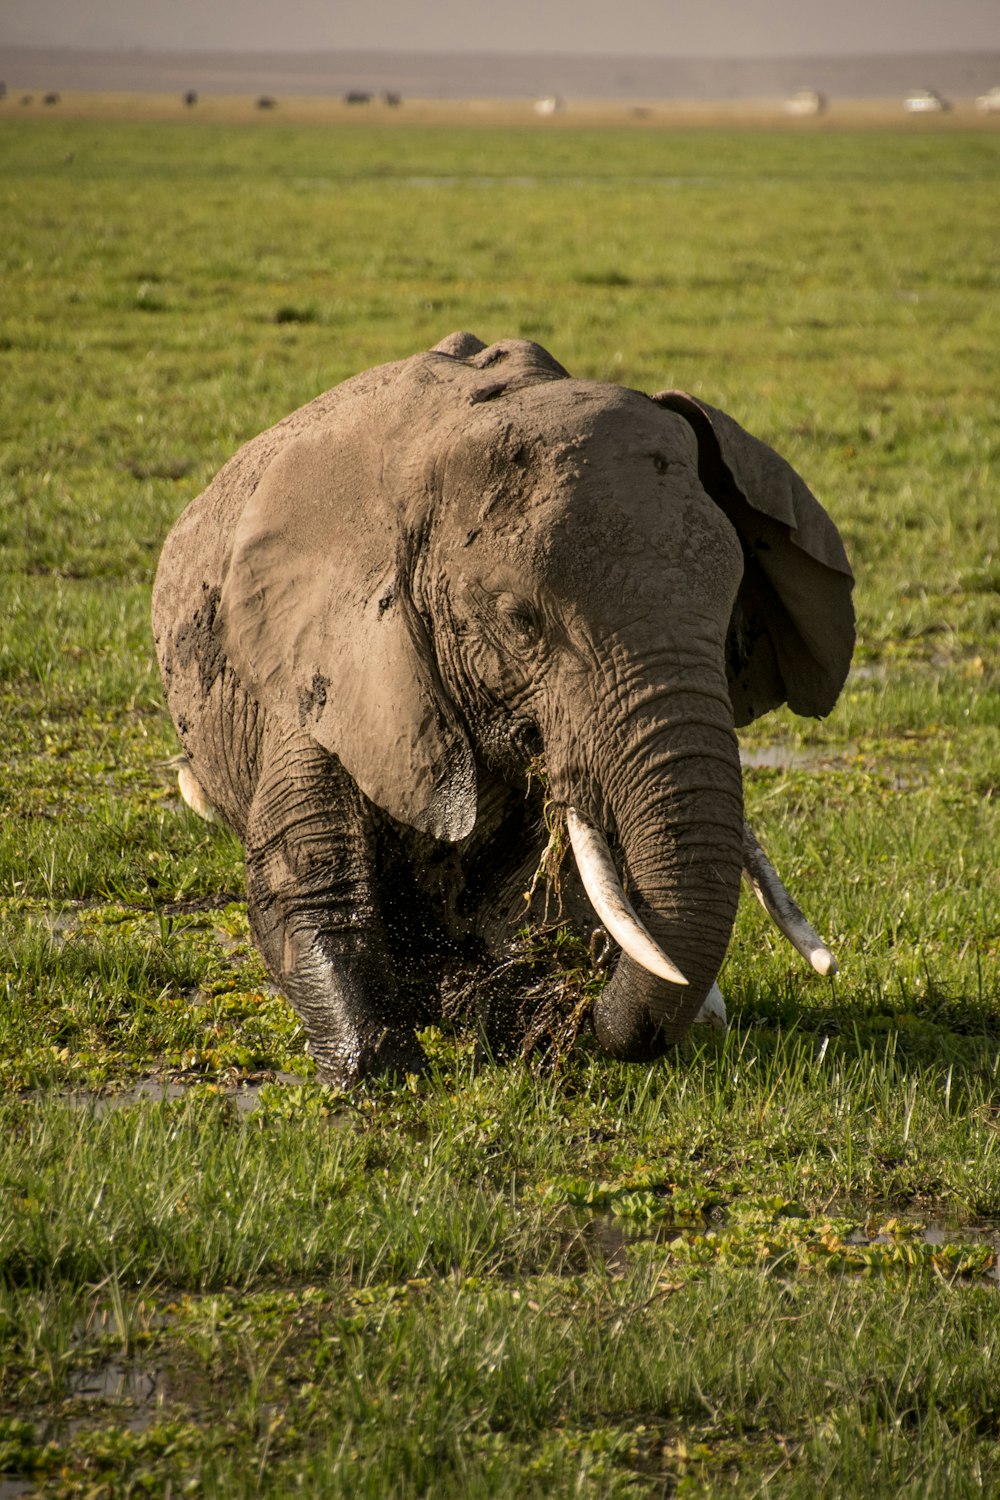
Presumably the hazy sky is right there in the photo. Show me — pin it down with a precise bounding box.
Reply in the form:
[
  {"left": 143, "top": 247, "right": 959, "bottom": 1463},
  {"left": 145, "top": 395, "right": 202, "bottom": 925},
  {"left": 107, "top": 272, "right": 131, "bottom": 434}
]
[{"left": 4, "top": 0, "right": 998, "bottom": 57}]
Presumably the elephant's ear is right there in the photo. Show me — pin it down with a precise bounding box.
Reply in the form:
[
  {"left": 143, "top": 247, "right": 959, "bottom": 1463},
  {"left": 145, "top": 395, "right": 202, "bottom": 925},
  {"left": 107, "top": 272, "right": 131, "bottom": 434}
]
[
  {"left": 652, "top": 390, "right": 855, "bottom": 726},
  {"left": 216, "top": 426, "right": 477, "bottom": 841}
]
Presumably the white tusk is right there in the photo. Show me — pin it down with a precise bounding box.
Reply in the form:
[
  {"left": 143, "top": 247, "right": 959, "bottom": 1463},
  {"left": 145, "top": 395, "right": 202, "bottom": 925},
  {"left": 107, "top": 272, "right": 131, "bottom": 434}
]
[
  {"left": 742, "top": 821, "right": 837, "bottom": 976},
  {"left": 566, "top": 808, "right": 688, "bottom": 987},
  {"left": 694, "top": 981, "right": 728, "bottom": 1029},
  {"left": 177, "top": 763, "right": 219, "bottom": 824}
]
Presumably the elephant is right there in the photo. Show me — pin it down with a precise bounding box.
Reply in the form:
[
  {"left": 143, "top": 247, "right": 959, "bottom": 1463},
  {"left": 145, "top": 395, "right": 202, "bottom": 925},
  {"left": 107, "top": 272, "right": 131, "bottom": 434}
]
[{"left": 152, "top": 332, "right": 854, "bottom": 1087}]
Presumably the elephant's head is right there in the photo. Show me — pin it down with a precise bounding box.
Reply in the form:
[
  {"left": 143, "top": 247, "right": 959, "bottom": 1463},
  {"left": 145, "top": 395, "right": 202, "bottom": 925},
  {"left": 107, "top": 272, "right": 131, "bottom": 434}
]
[{"left": 218, "top": 333, "right": 854, "bottom": 1059}]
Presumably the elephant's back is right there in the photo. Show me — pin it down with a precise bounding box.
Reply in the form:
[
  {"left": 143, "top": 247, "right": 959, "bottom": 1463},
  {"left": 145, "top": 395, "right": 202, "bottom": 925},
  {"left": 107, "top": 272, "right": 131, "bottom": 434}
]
[{"left": 154, "top": 362, "right": 398, "bottom": 613}]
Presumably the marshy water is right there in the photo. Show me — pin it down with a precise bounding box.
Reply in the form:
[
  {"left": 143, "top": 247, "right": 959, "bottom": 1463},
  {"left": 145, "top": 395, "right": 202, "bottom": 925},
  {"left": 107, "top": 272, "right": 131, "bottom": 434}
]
[
  {"left": 578, "top": 1209, "right": 1000, "bottom": 1280},
  {"left": 740, "top": 743, "right": 857, "bottom": 772}
]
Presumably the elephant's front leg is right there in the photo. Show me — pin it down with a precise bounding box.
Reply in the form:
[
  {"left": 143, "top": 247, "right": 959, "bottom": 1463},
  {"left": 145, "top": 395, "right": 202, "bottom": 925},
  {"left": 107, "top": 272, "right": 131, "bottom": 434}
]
[{"left": 244, "top": 722, "right": 425, "bottom": 1087}]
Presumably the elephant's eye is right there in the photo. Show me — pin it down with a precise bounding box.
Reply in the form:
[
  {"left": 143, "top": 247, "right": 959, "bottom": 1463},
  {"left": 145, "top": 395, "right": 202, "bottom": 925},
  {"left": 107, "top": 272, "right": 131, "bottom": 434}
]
[{"left": 496, "top": 593, "right": 541, "bottom": 650}]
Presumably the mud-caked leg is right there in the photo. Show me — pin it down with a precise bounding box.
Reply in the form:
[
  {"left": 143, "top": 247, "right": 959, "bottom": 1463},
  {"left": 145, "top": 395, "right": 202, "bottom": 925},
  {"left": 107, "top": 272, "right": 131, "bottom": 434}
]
[{"left": 245, "top": 721, "right": 425, "bottom": 1087}]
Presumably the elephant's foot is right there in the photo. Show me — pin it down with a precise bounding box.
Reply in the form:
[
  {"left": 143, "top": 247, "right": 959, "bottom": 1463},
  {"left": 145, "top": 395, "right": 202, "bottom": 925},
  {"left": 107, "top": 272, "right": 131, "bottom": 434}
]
[
  {"left": 253, "top": 912, "right": 426, "bottom": 1088},
  {"left": 309, "top": 1022, "right": 427, "bottom": 1090},
  {"left": 299, "top": 942, "right": 427, "bottom": 1088}
]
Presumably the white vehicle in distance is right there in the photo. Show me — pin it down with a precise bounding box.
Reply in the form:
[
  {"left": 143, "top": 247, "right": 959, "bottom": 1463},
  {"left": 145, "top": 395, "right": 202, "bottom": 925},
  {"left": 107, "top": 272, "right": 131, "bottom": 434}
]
[
  {"left": 904, "top": 89, "right": 949, "bottom": 113},
  {"left": 784, "top": 88, "right": 827, "bottom": 117}
]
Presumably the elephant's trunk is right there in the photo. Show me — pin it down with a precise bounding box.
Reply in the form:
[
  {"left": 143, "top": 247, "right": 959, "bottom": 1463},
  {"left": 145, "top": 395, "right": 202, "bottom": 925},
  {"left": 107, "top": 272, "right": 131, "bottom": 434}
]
[{"left": 569, "top": 691, "right": 744, "bottom": 1060}]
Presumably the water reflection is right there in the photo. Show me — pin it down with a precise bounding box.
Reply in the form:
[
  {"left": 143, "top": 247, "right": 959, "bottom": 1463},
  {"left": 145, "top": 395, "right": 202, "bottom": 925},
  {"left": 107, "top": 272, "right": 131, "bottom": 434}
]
[
  {"left": 575, "top": 1207, "right": 1000, "bottom": 1282},
  {"left": 740, "top": 743, "right": 857, "bottom": 771}
]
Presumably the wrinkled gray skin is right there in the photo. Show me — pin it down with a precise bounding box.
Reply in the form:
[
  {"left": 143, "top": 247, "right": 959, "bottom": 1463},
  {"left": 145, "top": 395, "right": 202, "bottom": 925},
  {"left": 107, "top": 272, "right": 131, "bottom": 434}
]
[{"left": 153, "top": 333, "right": 854, "bottom": 1086}]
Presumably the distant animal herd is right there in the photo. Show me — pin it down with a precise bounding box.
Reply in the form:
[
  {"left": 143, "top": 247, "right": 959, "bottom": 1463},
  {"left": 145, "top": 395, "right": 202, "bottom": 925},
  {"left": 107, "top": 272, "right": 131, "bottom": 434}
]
[{"left": 2, "top": 77, "right": 998, "bottom": 114}]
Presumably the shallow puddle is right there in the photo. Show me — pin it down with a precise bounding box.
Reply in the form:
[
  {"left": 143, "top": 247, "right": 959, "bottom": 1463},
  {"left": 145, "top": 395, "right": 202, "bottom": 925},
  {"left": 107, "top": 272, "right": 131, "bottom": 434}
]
[
  {"left": 67, "top": 1357, "right": 162, "bottom": 1412},
  {"left": 570, "top": 1214, "right": 708, "bottom": 1271},
  {"left": 32, "top": 1074, "right": 307, "bottom": 1116},
  {"left": 3, "top": 1358, "right": 174, "bottom": 1468},
  {"left": 577, "top": 1207, "right": 1000, "bottom": 1281},
  {"left": 847, "top": 1220, "right": 1000, "bottom": 1281},
  {"left": 739, "top": 743, "right": 856, "bottom": 772}
]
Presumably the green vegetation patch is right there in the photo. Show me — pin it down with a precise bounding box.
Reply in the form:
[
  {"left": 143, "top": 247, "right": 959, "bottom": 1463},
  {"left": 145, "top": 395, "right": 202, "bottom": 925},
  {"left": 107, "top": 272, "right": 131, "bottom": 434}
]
[{"left": 1, "top": 115, "right": 998, "bottom": 1495}]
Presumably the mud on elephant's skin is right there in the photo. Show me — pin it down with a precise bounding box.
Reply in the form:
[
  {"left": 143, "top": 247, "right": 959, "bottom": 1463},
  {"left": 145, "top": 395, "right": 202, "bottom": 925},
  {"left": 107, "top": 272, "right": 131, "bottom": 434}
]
[{"left": 152, "top": 332, "right": 854, "bottom": 1086}]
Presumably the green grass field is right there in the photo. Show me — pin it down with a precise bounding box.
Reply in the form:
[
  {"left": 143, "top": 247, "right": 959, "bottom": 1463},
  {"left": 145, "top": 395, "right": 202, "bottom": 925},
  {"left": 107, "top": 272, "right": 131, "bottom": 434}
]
[{"left": 1, "top": 110, "right": 999, "bottom": 1496}]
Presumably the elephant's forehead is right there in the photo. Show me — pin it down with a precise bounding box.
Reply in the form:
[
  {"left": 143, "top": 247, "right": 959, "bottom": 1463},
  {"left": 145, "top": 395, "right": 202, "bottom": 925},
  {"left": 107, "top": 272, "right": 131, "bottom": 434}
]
[
  {"left": 504, "top": 468, "right": 724, "bottom": 593},
  {"left": 442, "top": 383, "right": 702, "bottom": 535},
  {"left": 472, "top": 378, "right": 685, "bottom": 450},
  {"left": 439, "top": 381, "right": 700, "bottom": 512},
  {"left": 436, "top": 384, "right": 728, "bottom": 603}
]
